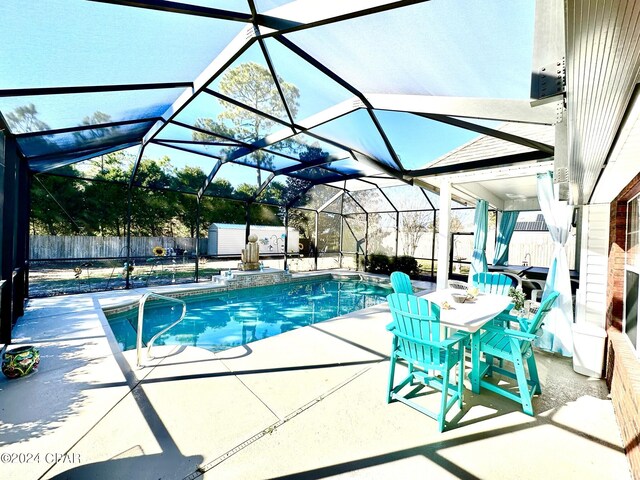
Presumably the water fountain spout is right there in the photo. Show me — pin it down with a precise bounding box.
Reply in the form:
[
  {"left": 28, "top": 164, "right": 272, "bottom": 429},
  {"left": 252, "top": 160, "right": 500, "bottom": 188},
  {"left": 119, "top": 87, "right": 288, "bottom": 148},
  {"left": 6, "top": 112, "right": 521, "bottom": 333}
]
[{"left": 240, "top": 234, "right": 261, "bottom": 271}]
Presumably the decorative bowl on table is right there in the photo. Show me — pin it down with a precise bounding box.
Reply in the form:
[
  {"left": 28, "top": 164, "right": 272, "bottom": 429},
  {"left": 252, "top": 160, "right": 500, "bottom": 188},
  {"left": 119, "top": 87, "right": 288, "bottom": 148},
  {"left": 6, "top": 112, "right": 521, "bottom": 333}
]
[
  {"left": 451, "top": 292, "right": 476, "bottom": 304},
  {"left": 451, "top": 293, "right": 468, "bottom": 303}
]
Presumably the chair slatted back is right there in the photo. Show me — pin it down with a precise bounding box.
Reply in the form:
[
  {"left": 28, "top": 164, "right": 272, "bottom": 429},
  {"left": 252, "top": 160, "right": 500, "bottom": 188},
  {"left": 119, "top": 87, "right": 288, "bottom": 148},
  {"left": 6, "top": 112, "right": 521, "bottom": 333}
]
[
  {"left": 524, "top": 291, "right": 560, "bottom": 337},
  {"left": 472, "top": 272, "right": 514, "bottom": 296},
  {"left": 390, "top": 271, "right": 413, "bottom": 295},
  {"left": 387, "top": 293, "right": 442, "bottom": 366}
]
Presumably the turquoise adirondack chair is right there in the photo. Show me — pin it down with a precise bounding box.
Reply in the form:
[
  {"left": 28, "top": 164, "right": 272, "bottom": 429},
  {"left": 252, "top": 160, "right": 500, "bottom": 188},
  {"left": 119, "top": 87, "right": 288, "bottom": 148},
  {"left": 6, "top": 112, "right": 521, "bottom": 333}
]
[
  {"left": 386, "top": 293, "right": 468, "bottom": 432},
  {"left": 471, "top": 272, "right": 514, "bottom": 295},
  {"left": 390, "top": 271, "right": 414, "bottom": 294},
  {"left": 477, "top": 291, "right": 560, "bottom": 416},
  {"left": 472, "top": 272, "right": 517, "bottom": 331}
]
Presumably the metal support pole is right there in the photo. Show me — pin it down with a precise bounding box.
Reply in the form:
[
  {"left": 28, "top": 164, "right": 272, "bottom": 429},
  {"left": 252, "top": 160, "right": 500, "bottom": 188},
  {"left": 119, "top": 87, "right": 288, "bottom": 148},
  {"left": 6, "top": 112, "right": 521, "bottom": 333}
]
[
  {"left": 125, "top": 185, "right": 133, "bottom": 289},
  {"left": 395, "top": 212, "right": 400, "bottom": 259},
  {"left": 1, "top": 131, "right": 17, "bottom": 344},
  {"left": 195, "top": 196, "right": 201, "bottom": 282},
  {"left": 431, "top": 212, "right": 437, "bottom": 278},
  {"left": 436, "top": 181, "right": 452, "bottom": 290},
  {"left": 284, "top": 207, "right": 289, "bottom": 271},
  {"left": 14, "top": 158, "right": 29, "bottom": 317},
  {"left": 126, "top": 144, "right": 145, "bottom": 290},
  {"left": 339, "top": 189, "right": 345, "bottom": 269},
  {"left": 314, "top": 210, "right": 319, "bottom": 271},
  {"left": 245, "top": 202, "right": 251, "bottom": 244},
  {"left": 364, "top": 213, "right": 369, "bottom": 272},
  {"left": 339, "top": 212, "right": 344, "bottom": 269},
  {"left": 449, "top": 233, "right": 455, "bottom": 278},
  {"left": 22, "top": 173, "right": 32, "bottom": 300}
]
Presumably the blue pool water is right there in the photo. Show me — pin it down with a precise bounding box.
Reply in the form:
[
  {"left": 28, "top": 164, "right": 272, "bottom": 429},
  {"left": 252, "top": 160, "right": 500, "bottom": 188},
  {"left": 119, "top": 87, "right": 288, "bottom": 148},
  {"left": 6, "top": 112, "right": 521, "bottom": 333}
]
[{"left": 107, "top": 278, "right": 392, "bottom": 352}]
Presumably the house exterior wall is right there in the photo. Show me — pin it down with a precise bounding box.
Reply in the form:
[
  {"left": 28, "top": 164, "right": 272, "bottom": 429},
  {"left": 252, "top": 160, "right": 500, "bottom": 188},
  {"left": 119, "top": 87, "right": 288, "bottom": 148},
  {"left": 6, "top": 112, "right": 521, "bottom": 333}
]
[
  {"left": 606, "top": 170, "right": 640, "bottom": 479},
  {"left": 576, "top": 204, "right": 609, "bottom": 329}
]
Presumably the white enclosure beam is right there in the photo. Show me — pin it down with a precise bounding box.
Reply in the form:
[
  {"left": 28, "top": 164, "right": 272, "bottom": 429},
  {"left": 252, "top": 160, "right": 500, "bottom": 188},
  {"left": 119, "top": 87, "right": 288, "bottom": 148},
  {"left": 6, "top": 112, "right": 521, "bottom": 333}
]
[
  {"left": 436, "top": 181, "right": 452, "bottom": 290},
  {"left": 504, "top": 197, "right": 541, "bottom": 211},
  {"left": 426, "top": 161, "right": 554, "bottom": 185},
  {"left": 453, "top": 183, "right": 504, "bottom": 211},
  {"left": 366, "top": 94, "right": 558, "bottom": 125},
  {"left": 143, "top": 25, "right": 256, "bottom": 145}
]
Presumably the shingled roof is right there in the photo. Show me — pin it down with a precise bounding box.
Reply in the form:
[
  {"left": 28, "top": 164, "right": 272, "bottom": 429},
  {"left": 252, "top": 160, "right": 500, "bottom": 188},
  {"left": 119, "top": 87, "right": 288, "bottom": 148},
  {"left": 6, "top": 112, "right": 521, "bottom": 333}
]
[
  {"left": 514, "top": 213, "right": 548, "bottom": 231},
  {"left": 427, "top": 122, "right": 555, "bottom": 169}
]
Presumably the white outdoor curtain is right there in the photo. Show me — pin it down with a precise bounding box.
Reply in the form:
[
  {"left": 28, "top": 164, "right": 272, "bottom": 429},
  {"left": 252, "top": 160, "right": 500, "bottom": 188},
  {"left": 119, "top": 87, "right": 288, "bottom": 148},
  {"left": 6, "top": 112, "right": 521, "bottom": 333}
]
[
  {"left": 492, "top": 211, "right": 519, "bottom": 266},
  {"left": 468, "top": 199, "right": 488, "bottom": 283},
  {"left": 536, "top": 172, "right": 574, "bottom": 356}
]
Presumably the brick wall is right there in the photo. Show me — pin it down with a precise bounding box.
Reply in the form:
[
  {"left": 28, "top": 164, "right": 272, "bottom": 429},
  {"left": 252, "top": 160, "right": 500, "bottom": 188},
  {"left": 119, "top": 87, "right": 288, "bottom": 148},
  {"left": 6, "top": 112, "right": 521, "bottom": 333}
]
[
  {"left": 606, "top": 172, "right": 640, "bottom": 480},
  {"left": 607, "top": 329, "right": 640, "bottom": 478}
]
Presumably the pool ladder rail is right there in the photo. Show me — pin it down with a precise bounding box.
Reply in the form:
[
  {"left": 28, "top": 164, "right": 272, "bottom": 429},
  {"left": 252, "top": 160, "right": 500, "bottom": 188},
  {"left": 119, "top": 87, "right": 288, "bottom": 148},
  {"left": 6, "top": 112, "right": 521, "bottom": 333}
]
[{"left": 136, "top": 292, "right": 187, "bottom": 368}]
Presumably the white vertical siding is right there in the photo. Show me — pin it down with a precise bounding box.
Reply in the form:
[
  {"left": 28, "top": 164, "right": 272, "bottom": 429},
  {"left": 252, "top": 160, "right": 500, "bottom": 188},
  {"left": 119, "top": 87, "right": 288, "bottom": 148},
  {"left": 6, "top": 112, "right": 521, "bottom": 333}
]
[
  {"left": 576, "top": 204, "right": 610, "bottom": 328},
  {"left": 566, "top": 0, "right": 640, "bottom": 203}
]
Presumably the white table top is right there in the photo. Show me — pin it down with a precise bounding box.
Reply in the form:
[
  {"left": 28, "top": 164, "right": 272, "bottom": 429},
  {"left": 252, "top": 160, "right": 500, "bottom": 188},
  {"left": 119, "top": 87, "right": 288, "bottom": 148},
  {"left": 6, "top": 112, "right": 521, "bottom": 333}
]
[{"left": 424, "top": 289, "right": 512, "bottom": 333}]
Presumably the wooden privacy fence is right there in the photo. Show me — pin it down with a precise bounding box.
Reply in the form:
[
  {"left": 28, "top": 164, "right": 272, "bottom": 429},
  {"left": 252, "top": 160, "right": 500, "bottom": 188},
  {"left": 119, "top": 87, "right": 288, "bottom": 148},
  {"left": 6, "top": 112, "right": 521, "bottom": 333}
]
[{"left": 29, "top": 235, "right": 208, "bottom": 260}]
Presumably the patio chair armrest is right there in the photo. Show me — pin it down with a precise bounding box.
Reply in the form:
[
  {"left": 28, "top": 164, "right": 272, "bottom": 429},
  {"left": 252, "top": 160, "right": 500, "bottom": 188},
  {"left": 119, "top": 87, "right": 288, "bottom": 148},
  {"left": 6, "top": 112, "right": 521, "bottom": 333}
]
[
  {"left": 500, "top": 302, "right": 515, "bottom": 314},
  {"left": 440, "top": 331, "right": 470, "bottom": 348},
  {"left": 386, "top": 322, "right": 396, "bottom": 332},
  {"left": 481, "top": 324, "right": 537, "bottom": 342},
  {"left": 391, "top": 329, "right": 464, "bottom": 349},
  {"left": 504, "top": 329, "right": 537, "bottom": 341},
  {"left": 494, "top": 311, "right": 517, "bottom": 323}
]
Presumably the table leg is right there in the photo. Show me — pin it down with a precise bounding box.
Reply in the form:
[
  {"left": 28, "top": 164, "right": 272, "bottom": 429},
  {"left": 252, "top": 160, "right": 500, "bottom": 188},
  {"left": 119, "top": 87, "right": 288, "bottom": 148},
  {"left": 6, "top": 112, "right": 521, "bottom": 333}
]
[{"left": 471, "top": 331, "right": 480, "bottom": 393}]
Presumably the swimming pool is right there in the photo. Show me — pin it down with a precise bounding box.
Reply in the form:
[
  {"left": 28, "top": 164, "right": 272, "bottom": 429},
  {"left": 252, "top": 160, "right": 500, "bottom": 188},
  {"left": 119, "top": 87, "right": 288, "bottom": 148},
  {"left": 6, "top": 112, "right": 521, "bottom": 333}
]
[{"left": 106, "top": 277, "right": 392, "bottom": 352}]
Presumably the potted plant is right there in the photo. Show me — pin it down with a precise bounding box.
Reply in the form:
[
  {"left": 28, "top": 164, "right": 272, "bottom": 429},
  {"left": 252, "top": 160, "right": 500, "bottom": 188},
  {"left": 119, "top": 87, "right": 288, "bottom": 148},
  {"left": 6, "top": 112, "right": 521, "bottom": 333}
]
[{"left": 508, "top": 287, "right": 526, "bottom": 313}]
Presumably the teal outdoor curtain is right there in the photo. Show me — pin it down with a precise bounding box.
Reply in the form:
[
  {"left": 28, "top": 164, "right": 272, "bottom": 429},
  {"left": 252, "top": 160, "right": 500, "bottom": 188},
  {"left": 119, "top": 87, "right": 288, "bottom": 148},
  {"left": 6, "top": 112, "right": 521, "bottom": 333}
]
[
  {"left": 535, "top": 172, "right": 574, "bottom": 356},
  {"left": 468, "top": 199, "right": 488, "bottom": 283},
  {"left": 492, "top": 211, "right": 519, "bottom": 266}
]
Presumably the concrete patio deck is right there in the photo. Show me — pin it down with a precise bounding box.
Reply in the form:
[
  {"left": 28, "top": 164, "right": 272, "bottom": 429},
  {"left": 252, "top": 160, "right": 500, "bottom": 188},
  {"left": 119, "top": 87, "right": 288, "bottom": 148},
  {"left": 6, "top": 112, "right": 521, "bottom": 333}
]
[{"left": 0, "top": 275, "right": 631, "bottom": 480}]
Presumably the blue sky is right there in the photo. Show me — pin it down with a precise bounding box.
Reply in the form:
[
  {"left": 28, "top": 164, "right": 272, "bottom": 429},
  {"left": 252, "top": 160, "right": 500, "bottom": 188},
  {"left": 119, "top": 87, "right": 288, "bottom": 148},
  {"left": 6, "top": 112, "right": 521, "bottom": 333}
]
[{"left": 1, "top": 1, "right": 536, "bottom": 187}]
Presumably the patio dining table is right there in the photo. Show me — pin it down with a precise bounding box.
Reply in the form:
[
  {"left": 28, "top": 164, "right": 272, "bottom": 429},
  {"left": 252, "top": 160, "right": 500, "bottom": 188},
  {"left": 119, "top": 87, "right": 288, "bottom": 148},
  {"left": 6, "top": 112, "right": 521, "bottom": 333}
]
[{"left": 424, "top": 289, "right": 512, "bottom": 393}]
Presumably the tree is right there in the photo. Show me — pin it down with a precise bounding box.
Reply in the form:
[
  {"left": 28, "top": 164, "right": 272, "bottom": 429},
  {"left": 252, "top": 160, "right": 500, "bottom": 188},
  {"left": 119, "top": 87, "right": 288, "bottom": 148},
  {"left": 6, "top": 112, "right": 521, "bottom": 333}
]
[
  {"left": 200, "top": 196, "right": 246, "bottom": 226},
  {"left": 30, "top": 167, "right": 85, "bottom": 235},
  {"left": 83, "top": 152, "right": 130, "bottom": 236},
  {"left": 260, "top": 179, "right": 286, "bottom": 204},
  {"left": 428, "top": 214, "right": 465, "bottom": 233},
  {"left": 129, "top": 157, "right": 176, "bottom": 236},
  {"left": 205, "top": 178, "right": 234, "bottom": 198},
  {"left": 194, "top": 62, "right": 300, "bottom": 184},
  {"left": 73, "top": 111, "right": 120, "bottom": 147},
  {"left": 367, "top": 213, "right": 394, "bottom": 256},
  {"left": 172, "top": 165, "right": 208, "bottom": 238},
  {"left": 280, "top": 176, "right": 313, "bottom": 241},
  {"left": 317, "top": 212, "right": 341, "bottom": 252},
  {"left": 5, "top": 104, "right": 50, "bottom": 133},
  {"left": 401, "top": 210, "right": 432, "bottom": 256},
  {"left": 250, "top": 204, "right": 283, "bottom": 227},
  {"left": 235, "top": 183, "right": 257, "bottom": 200}
]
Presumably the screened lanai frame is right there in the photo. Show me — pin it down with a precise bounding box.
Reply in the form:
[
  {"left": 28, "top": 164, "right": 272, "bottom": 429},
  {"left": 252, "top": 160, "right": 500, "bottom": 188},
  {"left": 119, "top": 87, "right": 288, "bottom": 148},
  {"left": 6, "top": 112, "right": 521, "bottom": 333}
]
[
  {"left": 0, "top": 0, "right": 561, "bottom": 344},
  {"left": 27, "top": 165, "right": 450, "bottom": 275},
  {"left": 26, "top": 158, "right": 479, "bottom": 296},
  {"left": 2, "top": 1, "right": 555, "bottom": 176}
]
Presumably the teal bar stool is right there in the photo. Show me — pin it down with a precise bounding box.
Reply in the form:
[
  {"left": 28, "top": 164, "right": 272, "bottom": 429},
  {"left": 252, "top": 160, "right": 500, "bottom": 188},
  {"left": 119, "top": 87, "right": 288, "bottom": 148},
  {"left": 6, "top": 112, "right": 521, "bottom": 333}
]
[
  {"left": 386, "top": 293, "right": 469, "bottom": 432},
  {"left": 477, "top": 291, "right": 560, "bottom": 416}
]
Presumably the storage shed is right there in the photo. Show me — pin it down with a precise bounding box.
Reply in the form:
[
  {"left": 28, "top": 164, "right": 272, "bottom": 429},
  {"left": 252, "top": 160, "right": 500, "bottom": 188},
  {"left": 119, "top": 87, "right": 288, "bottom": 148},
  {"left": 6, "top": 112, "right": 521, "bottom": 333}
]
[{"left": 207, "top": 224, "right": 299, "bottom": 256}]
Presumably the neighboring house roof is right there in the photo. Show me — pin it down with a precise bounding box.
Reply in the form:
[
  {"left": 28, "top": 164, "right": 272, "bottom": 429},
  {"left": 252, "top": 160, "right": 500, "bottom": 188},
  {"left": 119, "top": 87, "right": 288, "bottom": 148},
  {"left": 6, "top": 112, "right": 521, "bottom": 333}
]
[
  {"left": 427, "top": 122, "right": 555, "bottom": 169},
  {"left": 514, "top": 214, "right": 548, "bottom": 231}
]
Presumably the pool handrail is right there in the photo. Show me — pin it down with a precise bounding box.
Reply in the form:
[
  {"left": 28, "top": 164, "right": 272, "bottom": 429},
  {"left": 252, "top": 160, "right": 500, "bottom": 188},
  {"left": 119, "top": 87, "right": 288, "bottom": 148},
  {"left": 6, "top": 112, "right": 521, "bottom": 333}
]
[{"left": 136, "top": 292, "right": 187, "bottom": 368}]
